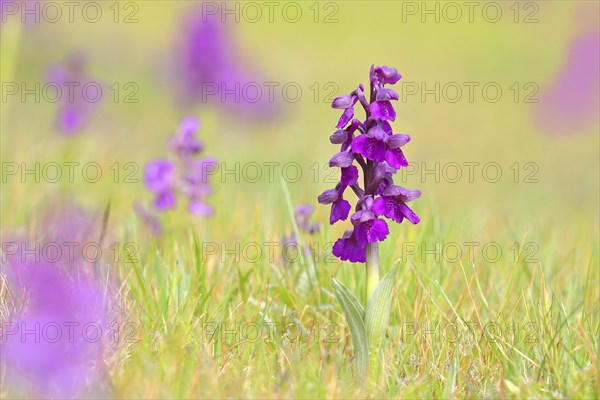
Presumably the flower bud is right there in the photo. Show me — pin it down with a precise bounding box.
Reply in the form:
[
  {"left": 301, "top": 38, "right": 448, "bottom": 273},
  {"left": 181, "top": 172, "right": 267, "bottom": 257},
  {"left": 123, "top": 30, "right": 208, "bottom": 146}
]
[
  {"left": 318, "top": 189, "right": 339, "bottom": 205},
  {"left": 329, "top": 151, "right": 354, "bottom": 168},
  {"left": 329, "top": 129, "right": 348, "bottom": 144},
  {"left": 331, "top": 95, "right": 355, "bottom": 109}
]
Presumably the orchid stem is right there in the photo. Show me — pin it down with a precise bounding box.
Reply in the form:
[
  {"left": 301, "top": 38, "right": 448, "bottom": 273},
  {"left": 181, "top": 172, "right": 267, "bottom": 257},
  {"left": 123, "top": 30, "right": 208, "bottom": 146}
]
[{"left": 365, "top": 242, "right": 380, "bottom": 302}]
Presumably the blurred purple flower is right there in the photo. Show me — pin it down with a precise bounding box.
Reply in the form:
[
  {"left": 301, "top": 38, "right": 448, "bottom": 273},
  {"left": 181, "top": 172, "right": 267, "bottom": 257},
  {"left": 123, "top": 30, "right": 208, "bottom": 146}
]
[
  {"left": 1, "top": 204, "right": 113, "bottom": 398},
  {"left": 140, "top": 117, "right": 217, "bottom": 231},
  {"left": 318, "top": 65, "right": 421, "bottom": 262},
  {"left": 174, "top": 9, "right": 278, "bottom": 118},
  {"left": 168, "top": 116, "right": 204, "bottom": 156},
  {"left": 0, "top": 201, "right": 110, "bottom": 278},
  {"left": 532, "top": 28, "right": 600, "bottom": 135},
  {"left": 1, "top": 259, "right": 108, "bottom": 398},
  {"left": 0, "top": 0, "right": 6, "bottom": 25},
  {"left": 0, "top": 0, "right": 39, "bottom": 26},
  {"left": 45, "top": 52, "right": 100, "bottom": 135},
  {"left": 281, "top": 204, "right": 320, "bottom": 265}
]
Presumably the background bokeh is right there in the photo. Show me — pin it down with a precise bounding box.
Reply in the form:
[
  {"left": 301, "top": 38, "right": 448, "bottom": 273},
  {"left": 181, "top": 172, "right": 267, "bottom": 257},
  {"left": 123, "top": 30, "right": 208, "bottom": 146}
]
[
  {"left": 2, "top": 1, "right": 598, "bottom": 231},
  {"left": 0, "top": 1, "right": 598, "bottom": 397}
]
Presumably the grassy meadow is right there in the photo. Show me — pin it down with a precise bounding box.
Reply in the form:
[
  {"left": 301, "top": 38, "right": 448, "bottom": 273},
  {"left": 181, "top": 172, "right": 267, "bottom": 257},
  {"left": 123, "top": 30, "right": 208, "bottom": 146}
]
[{"left": 1, "top": 1, "right": 598, "bottom": 398}]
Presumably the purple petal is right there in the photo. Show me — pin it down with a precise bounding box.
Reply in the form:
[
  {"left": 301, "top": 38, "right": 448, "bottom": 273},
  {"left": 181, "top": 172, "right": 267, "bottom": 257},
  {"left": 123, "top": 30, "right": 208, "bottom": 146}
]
[
  {"left": 376, "top": 88, "right": 399, "bottom": 101},
  {"left": 380, "top": 120, "right": 393, "bottom": 134},
  {"left": 330, "top": 198, "right": 351, "bottom": 224},
  {"left": 402, "top": 189, "right": 422, "bottom": 202},
  {"left": 369, "top": 101, "right": 396, "bottom": 122},
  {"left": 154, "top": 190, "right": 176, "bottom": 211},
  {"left": 352, "top": 135, "right": 386, "bottom": 162},
  {"left": 375, "top": 177, "right": 392, "bottom": 196},
  {"left": 361, "top": 195, "right": 374, "bottom": 210},
  {"left": 371, "top": 196, "right": 388, "bottom": 216},
  {"left": 383, "top": 185, "right": 421, "bottom": 201},
  {"left": 356, "top": 219, "right": 389, "bottom": 243},
  {"left": 400, "top": 203, "right": 420, "bottom": 224},
  {"left": 336, "top": 107, "right": 354, "bottom": 129},
  {"left": 387, "top": 134, "right": 411, "bottom": 149},
  {"left": 367, "top": 125, "right": 387, "bottom": 141},
  {"left": 385, "top": 148, "right": 409, "bottom": 169},
  {"left": 350, "top": 210, "right": 364, "bottom": 225},
  {"left": 145, "top": 160, "right": 175, "bottom": 192},
  {"left": 332, "top": 230, "right": 366, "bottom": 263},
  {"left": 359, "top": 210, "right": 376, "bottom": 223},
  {"left": 340, "top": 166, "right": 359, "bottom": 187},
  {"left": 372, "top": 196, "right": 403, "bottom": 223},
  {"left": 373, "top": 66, "right": 402, "bottom": 85}
]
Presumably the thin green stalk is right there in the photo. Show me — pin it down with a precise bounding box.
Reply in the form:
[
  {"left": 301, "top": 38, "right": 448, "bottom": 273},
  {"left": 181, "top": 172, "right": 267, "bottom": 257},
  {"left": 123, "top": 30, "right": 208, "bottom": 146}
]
[{"left": 365, "top": 242, "right": 379, "bottom": 302}]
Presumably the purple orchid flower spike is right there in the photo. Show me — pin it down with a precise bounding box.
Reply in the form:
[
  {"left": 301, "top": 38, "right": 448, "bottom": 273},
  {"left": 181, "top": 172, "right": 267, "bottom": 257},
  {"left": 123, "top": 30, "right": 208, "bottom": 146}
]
[
  {"left": 174, "top": 8, "right": 279, "bottom": 118},
  {"left": 45, "top": 52, "right": 100, "bottom": 135},
  {"left": 318, "top": 65, "right": 421, "bottom": 298},
  {"left": 139, "top": 117, "right": 217, "bottom": 233}
]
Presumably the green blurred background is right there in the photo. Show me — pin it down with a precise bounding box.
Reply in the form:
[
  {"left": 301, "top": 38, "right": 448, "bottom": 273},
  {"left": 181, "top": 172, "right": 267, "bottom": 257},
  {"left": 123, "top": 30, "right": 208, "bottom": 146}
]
[{"left": 1, "top": 0, "right": 598, "bottom": 242}]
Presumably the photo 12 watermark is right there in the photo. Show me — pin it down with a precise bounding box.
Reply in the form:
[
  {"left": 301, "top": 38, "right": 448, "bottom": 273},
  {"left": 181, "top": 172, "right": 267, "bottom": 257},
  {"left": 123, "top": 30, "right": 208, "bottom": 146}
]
[
  {"left": 399, "top": 320, "right": 541, "bottom": 345},
  {"left": 199, "top": 1, "right": 341, "bottom": 24},
  {"left": 194, "top": 240, "right": 540, "bottom": 265},
  {"left": 198, "top": 320, "right": 341, "bottom": 345},
  {"left": 1, "top": 240, "right": 140, "bottom": 264},
  {"left": 1, "top": 81, "right": 140, "bottom": 104},
  {"left": 399, "top": 1, "right": 540, "bottom": 24},
  {"left": 1, "top": 1, "right": 140, "bottom": 24},
  {"left": 0, "top": 320, "right": 142, "bottom": 345},
  {"left": 1, "top": 160, "right": 541, "bottom": 186}
]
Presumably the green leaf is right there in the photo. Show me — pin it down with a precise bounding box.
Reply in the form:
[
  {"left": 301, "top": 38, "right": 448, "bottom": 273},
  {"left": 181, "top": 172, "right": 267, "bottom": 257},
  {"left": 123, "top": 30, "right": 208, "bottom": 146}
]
[
  {"left": 364, "top": 266, "right": 399, "bottom": 359},
  {"left": 333, "top": 277, "right": 365, "bottom": 319},
  {"left": 332, "top": 278, "right": 369, "bottom": 384}
]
